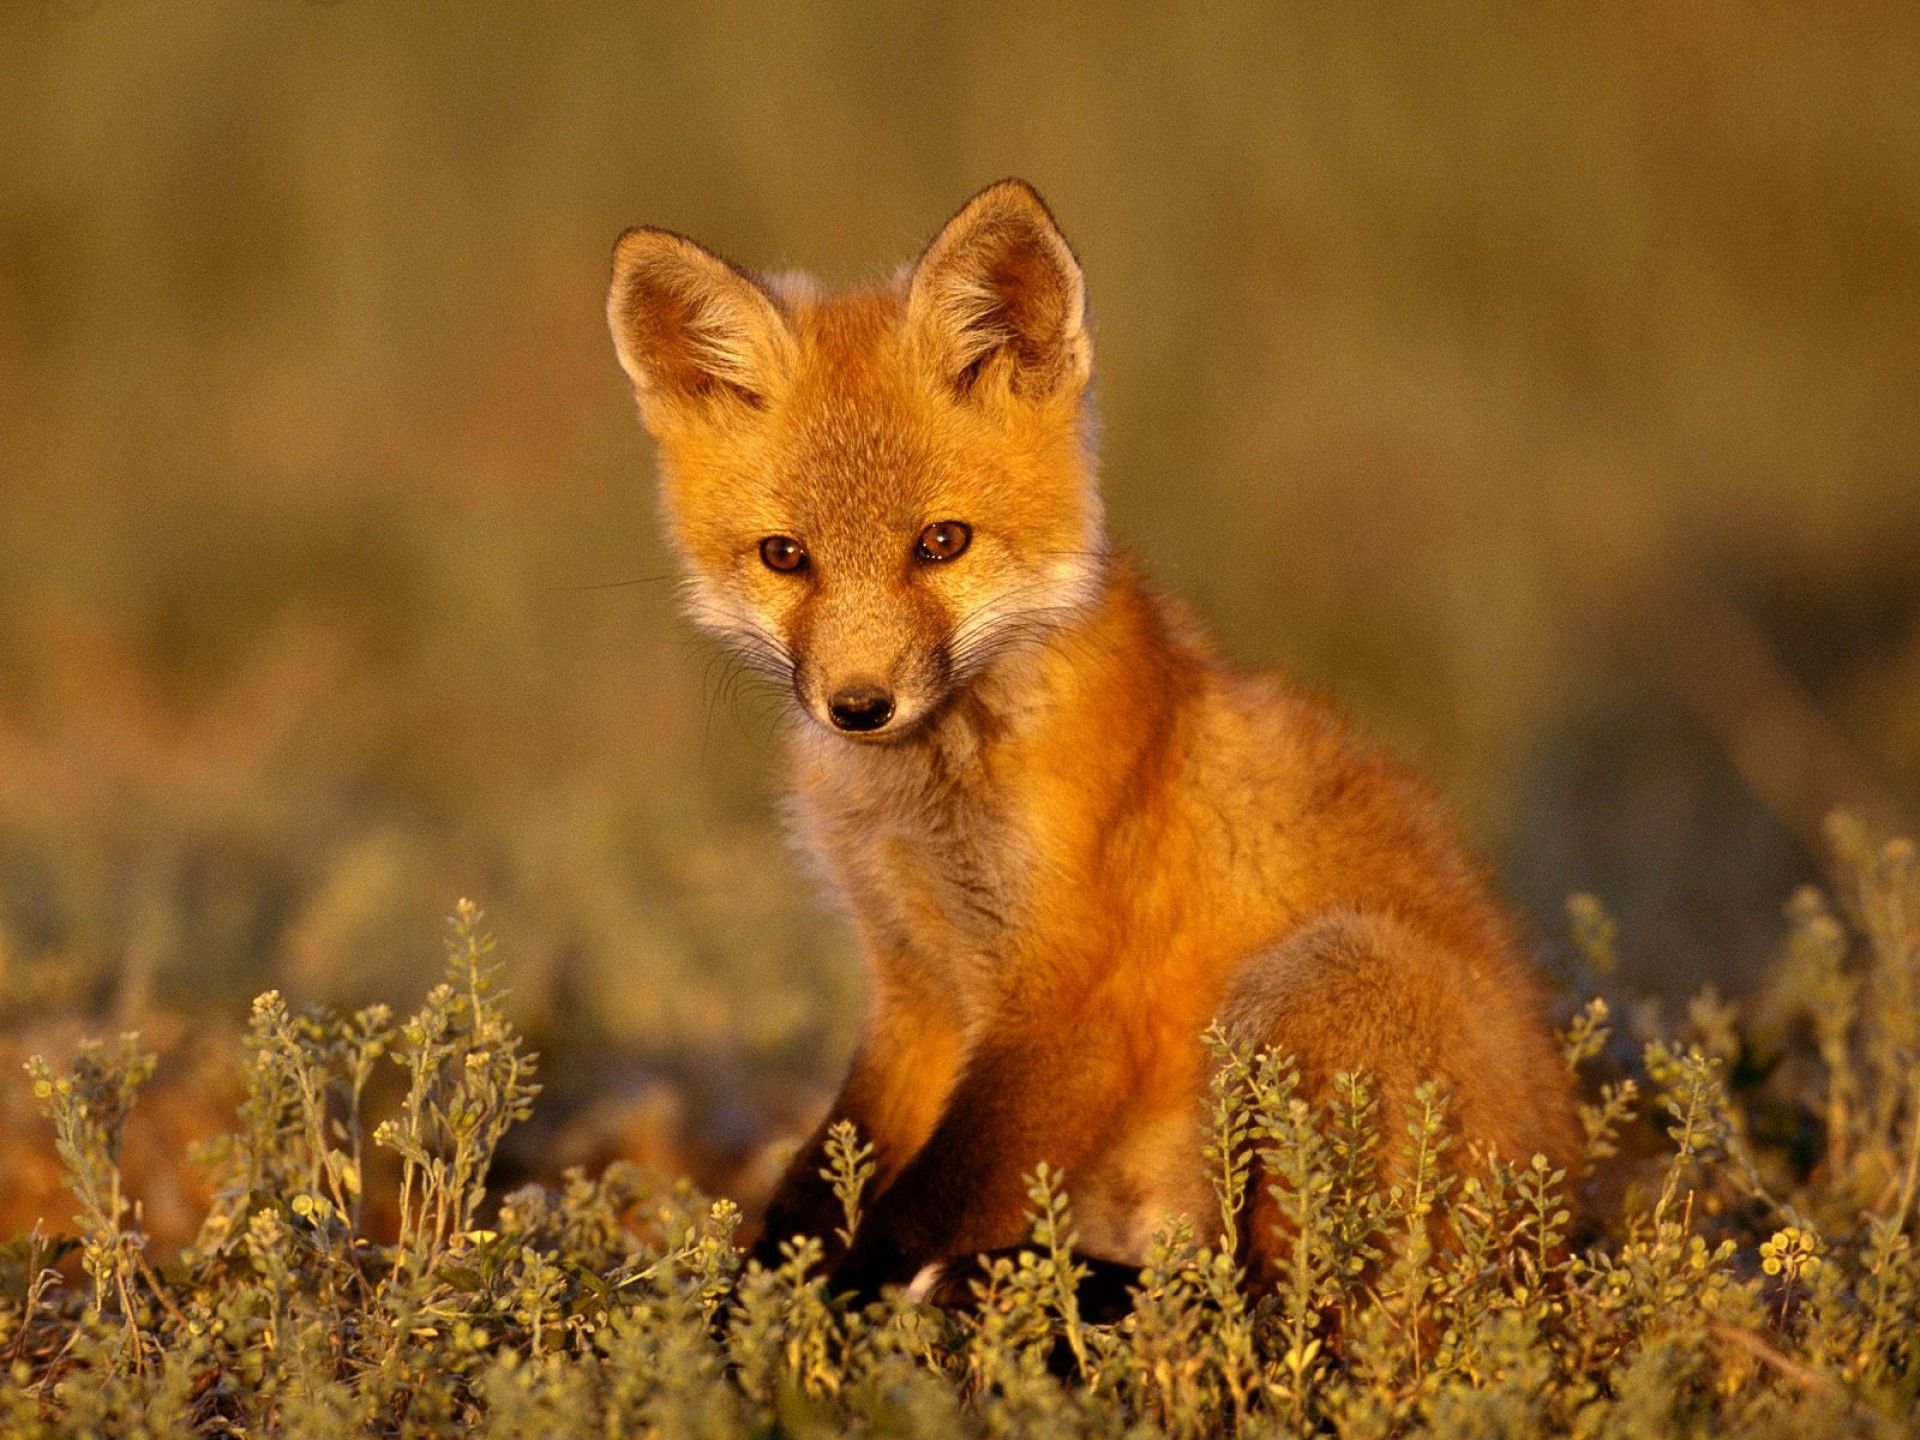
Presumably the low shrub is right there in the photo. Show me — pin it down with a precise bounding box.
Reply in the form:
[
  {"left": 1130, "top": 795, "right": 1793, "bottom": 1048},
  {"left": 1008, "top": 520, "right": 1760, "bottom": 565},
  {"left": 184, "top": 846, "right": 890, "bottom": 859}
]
[{"left": 4, "top": 822, "right": 1917, "bottom": 1438}]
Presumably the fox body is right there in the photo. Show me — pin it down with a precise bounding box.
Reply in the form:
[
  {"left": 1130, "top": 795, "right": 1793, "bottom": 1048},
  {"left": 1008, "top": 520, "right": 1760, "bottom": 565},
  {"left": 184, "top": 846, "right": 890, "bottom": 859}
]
[{"left": 606, "top": 180, "right": 1576, "bottom": 1298}]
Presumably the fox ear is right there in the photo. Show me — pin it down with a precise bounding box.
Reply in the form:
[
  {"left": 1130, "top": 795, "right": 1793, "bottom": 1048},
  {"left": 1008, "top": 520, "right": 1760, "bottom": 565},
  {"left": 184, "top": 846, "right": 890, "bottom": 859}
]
[
  {"left": 607, "top": 227, "right": 793, "bottom": 426},
  {"left": 906, "top": 179, "right": 1091, "bottom": 402}
]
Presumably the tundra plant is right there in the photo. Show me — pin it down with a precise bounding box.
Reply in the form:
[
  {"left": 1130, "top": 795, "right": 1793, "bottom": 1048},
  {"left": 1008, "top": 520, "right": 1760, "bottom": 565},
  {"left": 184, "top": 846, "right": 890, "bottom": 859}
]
[{"left": 5, "top": 822, "right": 1919, "bottom": 1438}]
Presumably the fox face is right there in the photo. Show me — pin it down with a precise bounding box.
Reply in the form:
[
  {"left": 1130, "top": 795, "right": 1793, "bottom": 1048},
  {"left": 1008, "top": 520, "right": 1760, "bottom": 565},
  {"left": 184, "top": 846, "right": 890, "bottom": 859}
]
[{"left": 608, "top": 181, "right": 1106, "bottom": 741}]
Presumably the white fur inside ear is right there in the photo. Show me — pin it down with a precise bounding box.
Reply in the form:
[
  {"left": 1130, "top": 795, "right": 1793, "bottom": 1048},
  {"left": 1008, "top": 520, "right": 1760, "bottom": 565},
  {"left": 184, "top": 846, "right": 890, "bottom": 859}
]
[
  {"left": 904, "top": 1260, "right": 946, "bottom": 1303},
  {"left": 926, "top": 271, "right": 1021, "bottom": 372},
  {"left": 676, "top": 282, "right": 776, "bottom": 392}
]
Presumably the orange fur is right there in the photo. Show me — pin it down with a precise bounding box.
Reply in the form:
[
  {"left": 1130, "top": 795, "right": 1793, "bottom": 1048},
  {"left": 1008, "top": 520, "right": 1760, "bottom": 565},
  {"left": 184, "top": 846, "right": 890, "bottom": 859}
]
[{"left": 607, "top": 180, "right": 1576, "bottom": 1297}]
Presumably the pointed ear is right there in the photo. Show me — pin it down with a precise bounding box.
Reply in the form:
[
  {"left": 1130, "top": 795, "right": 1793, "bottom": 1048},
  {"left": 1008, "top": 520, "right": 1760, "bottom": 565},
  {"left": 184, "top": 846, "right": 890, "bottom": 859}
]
[
  {"left": 905, "top": 179, "right": 1091, "bottom": 402},
  {"left": 606, "top": 227, "right": 793, "bottom": 426}
]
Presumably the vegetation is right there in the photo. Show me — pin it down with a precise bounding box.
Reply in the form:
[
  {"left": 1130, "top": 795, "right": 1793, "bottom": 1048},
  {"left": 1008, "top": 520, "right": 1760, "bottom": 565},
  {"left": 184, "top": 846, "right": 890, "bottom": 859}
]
[{"left": 4, "top": 819, "right": 1916, "bottom": 1438}]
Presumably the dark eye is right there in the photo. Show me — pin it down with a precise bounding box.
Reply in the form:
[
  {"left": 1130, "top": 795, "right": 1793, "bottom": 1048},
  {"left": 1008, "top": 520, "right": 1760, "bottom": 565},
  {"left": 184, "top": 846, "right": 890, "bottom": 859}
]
[
  {"left": 759, "top": 535, "right": 808, "bottom": 573},
  {"left": 916, "top": 520, "right": 972, "bottom": 563}
]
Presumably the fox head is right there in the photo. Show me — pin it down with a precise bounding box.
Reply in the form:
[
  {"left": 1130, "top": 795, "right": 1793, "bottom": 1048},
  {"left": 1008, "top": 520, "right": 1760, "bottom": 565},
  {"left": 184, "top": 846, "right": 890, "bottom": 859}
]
[{"left": 606, "top": 180, "right": 1105, "bottom": 742}]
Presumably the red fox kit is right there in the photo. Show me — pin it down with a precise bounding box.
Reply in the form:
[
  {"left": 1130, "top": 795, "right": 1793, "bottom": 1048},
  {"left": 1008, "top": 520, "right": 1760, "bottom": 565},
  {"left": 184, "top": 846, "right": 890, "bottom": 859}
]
[{"left": 606, "top": 179, "right": 1576, "bottom": 1299}]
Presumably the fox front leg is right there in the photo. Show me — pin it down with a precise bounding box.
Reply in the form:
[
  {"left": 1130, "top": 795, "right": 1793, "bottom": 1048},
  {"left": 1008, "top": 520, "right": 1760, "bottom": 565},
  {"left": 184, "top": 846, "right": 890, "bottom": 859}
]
[
  {"left": 750, "top": 1004, "right": 964, "bottom": 1272},
  {"left": 828, "top": 1032, "right": 1120, "bottom": 1301},
  {"left": 751, "top": 1113, "right": 860, "bottom": 1272}
]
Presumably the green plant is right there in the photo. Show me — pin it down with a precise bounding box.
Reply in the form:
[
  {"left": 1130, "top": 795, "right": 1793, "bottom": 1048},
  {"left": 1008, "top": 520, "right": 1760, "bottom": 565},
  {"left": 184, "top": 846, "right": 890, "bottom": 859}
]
[{"left": 6, "top": 828, "right": 1920, "bottom": 1437}]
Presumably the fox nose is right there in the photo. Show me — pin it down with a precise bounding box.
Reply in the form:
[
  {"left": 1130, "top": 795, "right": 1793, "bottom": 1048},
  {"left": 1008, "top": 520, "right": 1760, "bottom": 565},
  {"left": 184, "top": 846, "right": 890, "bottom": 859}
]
[{"left": 827, "top": 683, "right": 895, "bottom": 733}]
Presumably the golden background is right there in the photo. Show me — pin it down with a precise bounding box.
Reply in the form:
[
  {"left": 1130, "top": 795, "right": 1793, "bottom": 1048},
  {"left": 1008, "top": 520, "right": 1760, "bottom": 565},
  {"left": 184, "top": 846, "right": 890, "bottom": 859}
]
[{"left": 3, "top": 2, "right": 1916, "bottom": 1222}]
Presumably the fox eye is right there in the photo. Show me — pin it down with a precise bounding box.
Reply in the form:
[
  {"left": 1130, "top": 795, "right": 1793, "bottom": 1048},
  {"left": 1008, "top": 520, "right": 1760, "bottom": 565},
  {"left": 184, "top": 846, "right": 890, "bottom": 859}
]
[
  {"left": 916, "top": 520, "right": 972, "bottom": 563},
  {"left": 759, "top": 535, "right": 809, "bottom": 573}
]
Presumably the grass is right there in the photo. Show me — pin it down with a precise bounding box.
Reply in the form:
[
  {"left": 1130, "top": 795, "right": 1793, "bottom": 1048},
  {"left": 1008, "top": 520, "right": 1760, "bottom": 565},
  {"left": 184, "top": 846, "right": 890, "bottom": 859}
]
[{"left": 3, "top": 816, "right": 1916, "bottom": 1437}]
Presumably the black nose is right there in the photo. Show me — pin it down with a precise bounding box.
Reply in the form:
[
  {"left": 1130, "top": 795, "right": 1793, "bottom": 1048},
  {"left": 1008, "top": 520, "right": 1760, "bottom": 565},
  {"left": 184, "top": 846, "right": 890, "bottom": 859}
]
[{"left": 827, "top": 684, "right": 895, "bottom": 733}]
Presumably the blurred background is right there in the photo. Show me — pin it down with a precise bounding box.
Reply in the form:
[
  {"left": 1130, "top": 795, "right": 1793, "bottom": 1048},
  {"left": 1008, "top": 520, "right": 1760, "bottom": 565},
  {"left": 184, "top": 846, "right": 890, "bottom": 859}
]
[{"left": 2, "top": 2, "right": 1916, "bottom": 1241}]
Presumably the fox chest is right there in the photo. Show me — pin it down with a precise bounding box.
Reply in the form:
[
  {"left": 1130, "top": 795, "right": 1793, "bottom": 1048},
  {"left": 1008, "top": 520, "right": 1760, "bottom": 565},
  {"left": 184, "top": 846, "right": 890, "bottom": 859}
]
[
  {"left": 807, "top": 787, "right": 1035, "bottom": 1000},
  {"left": 859, "top": 820, "right": 1030, "bottom": 980}
]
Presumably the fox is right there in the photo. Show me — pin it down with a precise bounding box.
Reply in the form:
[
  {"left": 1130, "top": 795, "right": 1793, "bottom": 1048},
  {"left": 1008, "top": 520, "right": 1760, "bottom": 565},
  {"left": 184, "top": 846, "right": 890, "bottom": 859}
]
[{"left": 604, "top": 178, "right": 1578, "bottom": 1303}]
